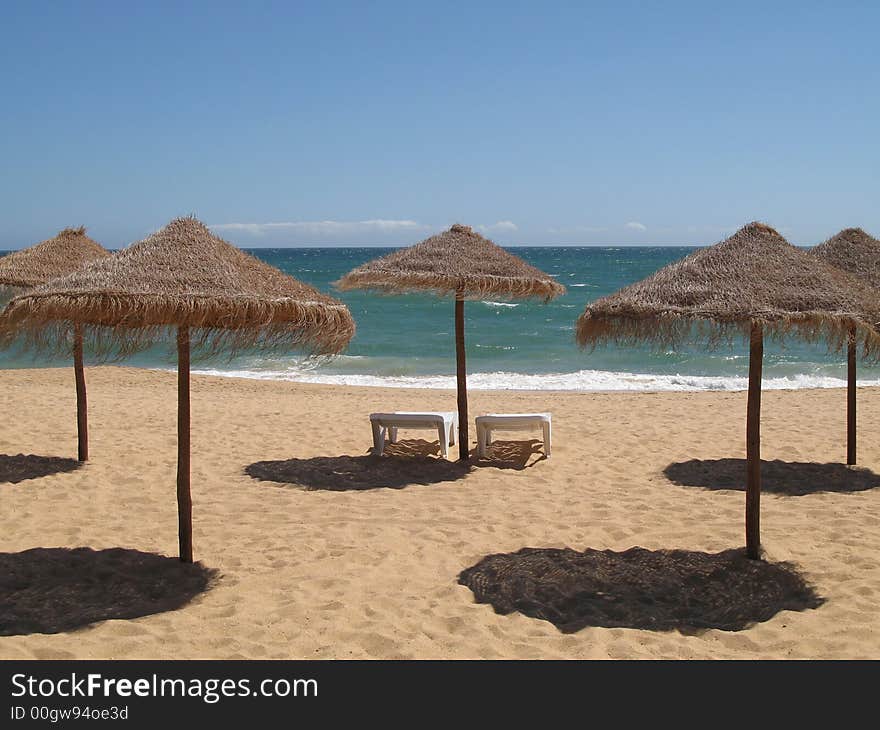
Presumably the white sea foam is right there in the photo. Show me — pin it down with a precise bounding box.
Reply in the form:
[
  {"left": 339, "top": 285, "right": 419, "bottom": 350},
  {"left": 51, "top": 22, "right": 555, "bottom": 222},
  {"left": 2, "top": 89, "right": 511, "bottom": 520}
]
[
  {"left": 189, "top": 367, "right": 880, "bottom": 392},
  {"left": 481, "top": 301, "right": 519, "bottom": 308}
]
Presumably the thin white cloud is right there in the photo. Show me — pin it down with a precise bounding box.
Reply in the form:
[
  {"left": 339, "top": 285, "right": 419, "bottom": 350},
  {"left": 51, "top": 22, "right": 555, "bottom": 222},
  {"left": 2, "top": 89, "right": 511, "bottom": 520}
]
[
  {"left": 625, "top": 221, "right": 647, "bottom": 232},
  {"left": 210, "top": 219, "right": 429, "bottom": 236},
  {"left": 477, "top": 220, "right": 518, "bottom": 233}
]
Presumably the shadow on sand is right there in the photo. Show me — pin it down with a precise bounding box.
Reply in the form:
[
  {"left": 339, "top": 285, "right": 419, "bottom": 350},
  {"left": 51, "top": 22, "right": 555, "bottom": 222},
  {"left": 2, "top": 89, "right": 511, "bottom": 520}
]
[
  {"left": 245, "top": 439, "right": 472, "bottom": 491},
  {"left": 664, "top": 458, "right": 880, "bottom": 496},
  {"left": 0, "top": 547, "right": 217, "bottom": 636},
  {"left": 0, "top": 454, "right": 82, "bottom": 484},
  {"left": 472, "top": 439, "right": 547, "bottom": 470},
  {"left": 459, "top": 546, "right": 823, "bottom": 633}
]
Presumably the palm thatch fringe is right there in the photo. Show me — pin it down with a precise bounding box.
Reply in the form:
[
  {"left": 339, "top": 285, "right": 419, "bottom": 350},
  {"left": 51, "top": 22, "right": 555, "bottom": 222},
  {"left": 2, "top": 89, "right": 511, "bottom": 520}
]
[
  {"left": 337, "top": 270, "right": 561, "bottom": 301},
  {"left": 577, "top": 310, "right": 880, "bottom": 357},
  {"left": 3, "top": 293, "right": 354, "bottom": 358}
]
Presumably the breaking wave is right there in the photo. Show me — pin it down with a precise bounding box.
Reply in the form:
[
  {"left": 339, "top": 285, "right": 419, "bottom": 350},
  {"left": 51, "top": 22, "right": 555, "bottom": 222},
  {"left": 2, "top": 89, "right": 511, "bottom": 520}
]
[{"left": 190, "top": 367, "right": 880, "bottom": 392}]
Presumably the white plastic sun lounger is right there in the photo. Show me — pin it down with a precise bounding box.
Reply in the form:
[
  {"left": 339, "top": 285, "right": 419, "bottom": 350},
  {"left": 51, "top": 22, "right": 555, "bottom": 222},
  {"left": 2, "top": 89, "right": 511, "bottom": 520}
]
[
  {"left": 369, "top": 411, "right": 458, "bottom": 458},
  {"left": 475, "top": 413, "right": 552, "bottom": 459}
]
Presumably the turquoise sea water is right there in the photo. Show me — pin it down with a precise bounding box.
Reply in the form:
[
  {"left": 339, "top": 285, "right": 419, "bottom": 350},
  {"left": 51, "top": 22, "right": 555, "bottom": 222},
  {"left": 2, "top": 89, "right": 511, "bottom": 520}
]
[{"left": 2, "top": 246, "right": 879, "bottom": 391}]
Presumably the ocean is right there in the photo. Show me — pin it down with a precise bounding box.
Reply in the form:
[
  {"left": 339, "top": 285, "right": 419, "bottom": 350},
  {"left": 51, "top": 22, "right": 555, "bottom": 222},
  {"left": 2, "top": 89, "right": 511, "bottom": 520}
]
[{"left": 2, "top": 246, "right": 879, "bottom": 392}]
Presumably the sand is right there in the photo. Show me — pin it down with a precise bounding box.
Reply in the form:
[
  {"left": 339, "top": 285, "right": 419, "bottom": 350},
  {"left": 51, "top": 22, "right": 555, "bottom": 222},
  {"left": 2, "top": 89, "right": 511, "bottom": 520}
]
[{"left": 1, "top": 365, "right": 878, "bottom": 659}]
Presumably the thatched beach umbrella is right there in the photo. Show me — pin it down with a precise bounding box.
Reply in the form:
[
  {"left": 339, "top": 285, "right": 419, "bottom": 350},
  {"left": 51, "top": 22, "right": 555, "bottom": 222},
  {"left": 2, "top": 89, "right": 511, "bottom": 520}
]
[
  {"left": 810, "top": 228, "right": 880, "bottom": 465},
  {"left": 576, "top": 222, "right": 880, "bottom": 559},
  {"left": 336, "top": 223, "right": 565, "bottom": 460},
  {"left": 0, "top": 227, "right": 111, "bottom": 461},
  {"left": 2, "top": 217, "right": 355, "bottom": 562}
]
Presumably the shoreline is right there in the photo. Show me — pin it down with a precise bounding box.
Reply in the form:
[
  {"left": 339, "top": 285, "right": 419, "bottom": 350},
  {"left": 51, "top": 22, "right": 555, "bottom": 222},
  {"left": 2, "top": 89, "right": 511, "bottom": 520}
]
[{"left": 2, "top": 363, "right": 877, "bottom": 395}]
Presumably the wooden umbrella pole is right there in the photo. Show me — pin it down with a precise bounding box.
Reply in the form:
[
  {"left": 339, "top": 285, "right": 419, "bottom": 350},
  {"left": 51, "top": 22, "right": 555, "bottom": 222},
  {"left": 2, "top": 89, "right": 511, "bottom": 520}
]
[
  {"left": 177, "top": 326, "right": 193, "bottom": 563},
  {"left": 73, "top": 323, "right": 89, "bottom": 462},
  {"left": 848, "top": 327, "right": 856, "bottom": 466},
  {"left": 455, "top": 290, "right": 469, "bottom": 461},
  {"left": 746, "top": 321, "right": 763, "bottom": 560}
]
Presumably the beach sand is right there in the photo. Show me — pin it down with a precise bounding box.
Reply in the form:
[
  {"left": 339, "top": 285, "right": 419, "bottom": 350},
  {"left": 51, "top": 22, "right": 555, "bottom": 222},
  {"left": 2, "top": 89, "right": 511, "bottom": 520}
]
[{"left": 1, "top": 365, "right": 878, "bottom": 659}]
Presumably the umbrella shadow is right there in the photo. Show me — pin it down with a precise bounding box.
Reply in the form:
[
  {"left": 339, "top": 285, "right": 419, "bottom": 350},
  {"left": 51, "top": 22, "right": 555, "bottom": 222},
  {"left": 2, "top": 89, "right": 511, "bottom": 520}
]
[
  {"left": 0, "top": 547, "right": 217, "bottom": 636},
  {"left": 459, "top": 546, "right": 824, "bottom": 634},
  {"left": 471, "top": 439, "right": 548, "bottom": 470},
  {"left": 663, "top": 458, "right": 880, "bottom": 496},
  {"left": 0, "top": 454, "right": 82, "bottom": 484},
  {"left": 245, "top": 440, "right": 472, "bottom": 491}
]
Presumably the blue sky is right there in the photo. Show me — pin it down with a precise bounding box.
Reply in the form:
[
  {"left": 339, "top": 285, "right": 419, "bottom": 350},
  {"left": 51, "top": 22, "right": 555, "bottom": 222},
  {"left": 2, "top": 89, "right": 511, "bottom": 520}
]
[{"left": 1, "top": 1, "right": 878, "bottom": 249}]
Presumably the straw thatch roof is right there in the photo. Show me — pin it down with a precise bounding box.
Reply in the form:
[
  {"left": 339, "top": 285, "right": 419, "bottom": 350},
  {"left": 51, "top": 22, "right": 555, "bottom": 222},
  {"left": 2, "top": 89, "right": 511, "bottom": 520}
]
[
  {"left": 810, "top": 228, "right": 880, "bottom": 288},
  {"left": 335, "top": 223, "right": 565, "bottom": 300},
  {"left": 0, "top": 227, "right": 110, "bottom": 292},
  {"left": 576, "top": 222, "right": 880, "bottom": 353},
  {"left": 2, "top": 217, "right": 355, "bottom": 356}
]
